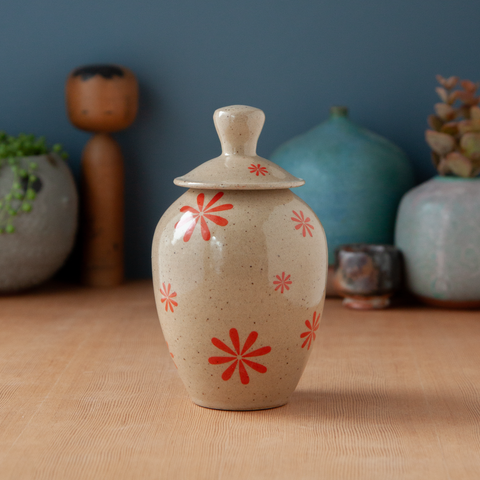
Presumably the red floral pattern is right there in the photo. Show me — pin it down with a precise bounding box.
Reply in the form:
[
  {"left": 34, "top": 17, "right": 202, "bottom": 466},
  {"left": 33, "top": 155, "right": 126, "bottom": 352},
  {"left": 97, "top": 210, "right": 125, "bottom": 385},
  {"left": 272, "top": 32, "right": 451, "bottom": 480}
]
[
  {"left": 300, "top": 311, "right": 321, "bottom": 350},
  {"left": 291, "top": 210, "right": 314, "bottom": 237},
  {"left": 208, "top": 329, "right": 271, "bottom": 385},
  {"left": 159, "top": 283, "right": 178, "bottom": 312},
  {"left": 273, "top": 272, "right": 292, "bottom": 293},
  {"left": 166, "top": 341, "right": 177, "bottom": 369},
  {"left": 175, "top": 192, "right": 233, "bottom": 242},
  {"left": 248, "top": 163, "right": 268, "bottom": 176}
]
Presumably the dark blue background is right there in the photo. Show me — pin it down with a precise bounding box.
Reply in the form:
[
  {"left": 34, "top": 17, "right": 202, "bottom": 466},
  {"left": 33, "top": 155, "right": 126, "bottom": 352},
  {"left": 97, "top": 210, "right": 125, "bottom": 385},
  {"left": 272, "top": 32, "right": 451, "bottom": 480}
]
[{"left": 1, "top": 0, "right": 479, "bottom": 277}]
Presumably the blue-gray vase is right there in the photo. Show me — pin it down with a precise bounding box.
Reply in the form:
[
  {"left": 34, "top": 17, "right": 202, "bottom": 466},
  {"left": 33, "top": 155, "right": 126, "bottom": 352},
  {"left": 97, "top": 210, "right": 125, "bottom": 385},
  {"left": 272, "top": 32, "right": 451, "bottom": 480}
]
[
  {"left": 271, "top": 107, "right": 415, "bottom": 272},
  {"left": 395, "top": 176, "right": 480, "bottom": 308}
]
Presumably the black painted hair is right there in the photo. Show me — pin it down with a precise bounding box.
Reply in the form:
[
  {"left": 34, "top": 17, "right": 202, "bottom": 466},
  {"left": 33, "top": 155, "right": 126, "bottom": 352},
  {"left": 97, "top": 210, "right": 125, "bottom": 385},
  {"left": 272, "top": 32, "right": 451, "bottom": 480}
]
[{"left": 72, "top": 64, "right": 125, "bottom": 80}]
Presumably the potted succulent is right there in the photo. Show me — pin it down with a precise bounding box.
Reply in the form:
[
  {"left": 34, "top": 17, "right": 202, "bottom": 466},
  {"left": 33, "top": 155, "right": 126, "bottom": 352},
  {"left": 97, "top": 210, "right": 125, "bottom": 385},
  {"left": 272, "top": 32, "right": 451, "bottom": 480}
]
[
  {"left": 0, "top": 132, "right": 78, "bottom": 292},
  {"left": 395, "top": 76, "right": 480, "bottom": 308}
]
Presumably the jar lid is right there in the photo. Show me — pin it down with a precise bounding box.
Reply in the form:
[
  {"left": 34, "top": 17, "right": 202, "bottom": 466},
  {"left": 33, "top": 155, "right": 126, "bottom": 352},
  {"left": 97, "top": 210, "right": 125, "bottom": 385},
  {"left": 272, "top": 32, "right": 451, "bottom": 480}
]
[{"left": 174, "top": 105, "right": 305, "bottom": 190}]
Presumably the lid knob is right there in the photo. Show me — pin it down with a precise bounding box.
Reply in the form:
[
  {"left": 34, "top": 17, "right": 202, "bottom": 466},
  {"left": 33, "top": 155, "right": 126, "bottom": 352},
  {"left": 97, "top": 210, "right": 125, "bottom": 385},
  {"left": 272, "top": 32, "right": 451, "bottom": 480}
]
[
  {"left": 213, "top": 105, "right": 265, "bottom": 156},
  {"left": 330, "top": 105, "right": 349, "bottom": 118}
]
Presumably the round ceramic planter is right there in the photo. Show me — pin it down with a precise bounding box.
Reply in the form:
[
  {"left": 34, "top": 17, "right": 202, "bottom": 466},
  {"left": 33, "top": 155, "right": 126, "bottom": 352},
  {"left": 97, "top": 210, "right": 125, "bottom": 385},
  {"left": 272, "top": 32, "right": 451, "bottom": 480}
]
[
  {"left": 0, "top": 154, "right": 78, "bottom": 293},
  {"left": 152, "top": 106, "right": 328, "bottom": 410},
  {"left": 395, "top": 176, "right": 480, "bottom": 308}
]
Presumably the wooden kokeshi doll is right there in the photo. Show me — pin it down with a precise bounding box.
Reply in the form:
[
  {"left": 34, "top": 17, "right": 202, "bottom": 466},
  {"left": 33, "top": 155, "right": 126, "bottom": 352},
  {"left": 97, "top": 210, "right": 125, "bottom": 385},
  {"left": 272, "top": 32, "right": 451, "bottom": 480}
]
[{"left": 66, "top": 64, "right": 138, "bottom": 287}]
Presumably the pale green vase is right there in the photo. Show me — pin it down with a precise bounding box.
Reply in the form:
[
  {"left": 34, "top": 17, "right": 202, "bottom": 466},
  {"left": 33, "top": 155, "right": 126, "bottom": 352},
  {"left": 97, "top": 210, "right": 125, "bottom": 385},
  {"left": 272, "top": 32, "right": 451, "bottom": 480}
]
[{"left": 395, "top": 176, "right": 480, "bottom": 307}]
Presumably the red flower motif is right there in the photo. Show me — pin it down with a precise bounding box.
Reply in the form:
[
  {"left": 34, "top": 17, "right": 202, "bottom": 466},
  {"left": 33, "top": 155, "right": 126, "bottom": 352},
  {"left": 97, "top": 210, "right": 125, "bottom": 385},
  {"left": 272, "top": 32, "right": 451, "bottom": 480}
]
[
  {"left": 175, "top": 192, "right": 233, "bottom": 242},
  {"left": 248, "top": 163, "right": 268, "bottom": 176},
  {"left": 273, "top": 272, "right": 292, "bottom": 293},
  {"left": 208, "top": 329, "right": 272, "bottom": 385},
  {"left": 300, "top": 311, "right": 321, "bottom": 350},
  {"left": 166, "top": 342, "right": 177, "bottom": 368},
  {"left": 159, "top": 283, "right": 178, "bottom": 312},
  {"left": 291, "top": 210, "right": 314, "bottom": 237}
]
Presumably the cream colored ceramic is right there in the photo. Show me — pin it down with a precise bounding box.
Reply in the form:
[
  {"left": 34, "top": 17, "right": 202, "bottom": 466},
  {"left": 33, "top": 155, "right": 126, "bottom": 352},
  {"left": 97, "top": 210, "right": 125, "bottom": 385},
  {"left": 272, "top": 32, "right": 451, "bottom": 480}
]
[{"left": 152, "top": 105, "right": 328, "bottom": 410}]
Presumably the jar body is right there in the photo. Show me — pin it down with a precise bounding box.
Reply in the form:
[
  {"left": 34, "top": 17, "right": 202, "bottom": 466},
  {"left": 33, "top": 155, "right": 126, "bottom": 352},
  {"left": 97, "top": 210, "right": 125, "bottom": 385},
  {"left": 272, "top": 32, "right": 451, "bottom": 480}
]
[
  {"left": 395, "top": 177, "right": 480, "bottom": 307},
  {"left": 152, "top": 188, "right": 328, "bottom": 410}
]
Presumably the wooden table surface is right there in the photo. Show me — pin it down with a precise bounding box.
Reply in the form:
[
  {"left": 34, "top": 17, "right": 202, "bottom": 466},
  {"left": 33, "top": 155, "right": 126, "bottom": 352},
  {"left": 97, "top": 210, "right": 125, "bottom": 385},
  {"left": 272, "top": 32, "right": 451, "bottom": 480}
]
[{"left": 1, "top": 280, "right": 480, "bottom": 479}]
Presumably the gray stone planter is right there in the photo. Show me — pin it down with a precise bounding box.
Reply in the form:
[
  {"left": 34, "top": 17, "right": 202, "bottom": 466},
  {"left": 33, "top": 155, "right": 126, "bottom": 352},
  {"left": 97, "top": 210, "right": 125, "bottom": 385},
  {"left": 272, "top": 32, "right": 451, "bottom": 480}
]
[{"left": 0, "top": 153, "right": 78, "bottom": 292}]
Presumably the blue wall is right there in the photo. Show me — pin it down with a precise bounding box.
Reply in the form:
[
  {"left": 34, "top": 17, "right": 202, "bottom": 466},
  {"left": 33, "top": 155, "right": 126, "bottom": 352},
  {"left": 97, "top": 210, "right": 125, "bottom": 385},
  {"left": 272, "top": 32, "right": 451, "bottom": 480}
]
[{"left": 1, "top": 0, "right": 479, "bottom": 278}]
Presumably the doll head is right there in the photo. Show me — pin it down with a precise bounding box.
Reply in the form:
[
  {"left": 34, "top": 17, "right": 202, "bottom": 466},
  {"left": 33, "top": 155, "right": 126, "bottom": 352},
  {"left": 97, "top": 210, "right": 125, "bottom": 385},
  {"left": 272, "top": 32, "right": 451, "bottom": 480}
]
[{"left": 66, "top": 64, "right": 138, "bottom": 133}]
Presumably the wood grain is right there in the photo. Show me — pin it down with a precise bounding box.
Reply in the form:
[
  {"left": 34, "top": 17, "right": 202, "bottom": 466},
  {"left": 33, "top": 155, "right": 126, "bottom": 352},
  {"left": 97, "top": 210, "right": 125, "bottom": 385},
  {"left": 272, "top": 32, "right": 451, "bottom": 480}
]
[
  {"left": 1, "top": 281, "right": 480, "bottom": 479},
  {"left": 80, "top": 133, "right": 124, "bottom": 287}
]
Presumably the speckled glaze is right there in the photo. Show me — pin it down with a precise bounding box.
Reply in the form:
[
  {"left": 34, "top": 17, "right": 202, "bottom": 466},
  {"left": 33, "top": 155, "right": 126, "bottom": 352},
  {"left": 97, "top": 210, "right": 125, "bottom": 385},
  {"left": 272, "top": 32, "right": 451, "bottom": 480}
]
[
  {"left": 0, "top": 154, "right": 78, "bottom": 293},
  {"left": 152, "top": 106, "right": 328, "bottom": 410},
  {"left": 395, "top": 176, "right": 480, "bottom": 308}
]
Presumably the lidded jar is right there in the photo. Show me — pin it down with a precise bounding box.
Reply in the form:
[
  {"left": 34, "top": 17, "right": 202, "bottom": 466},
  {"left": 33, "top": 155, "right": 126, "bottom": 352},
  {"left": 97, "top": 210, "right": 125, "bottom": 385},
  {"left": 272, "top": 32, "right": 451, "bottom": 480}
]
[{"left": 152, "top": 105, "right": 328, "bottom": 410}]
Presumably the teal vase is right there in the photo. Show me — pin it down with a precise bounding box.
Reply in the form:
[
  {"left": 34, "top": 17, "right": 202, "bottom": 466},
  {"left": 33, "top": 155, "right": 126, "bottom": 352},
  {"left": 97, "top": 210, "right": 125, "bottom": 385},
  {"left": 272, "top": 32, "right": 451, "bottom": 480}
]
[
  {"left": 271, "top": 107, "right": 415, "bottom": 267},
  {"left": 395, "top": 176, "right": 480, "bottom": 308}
]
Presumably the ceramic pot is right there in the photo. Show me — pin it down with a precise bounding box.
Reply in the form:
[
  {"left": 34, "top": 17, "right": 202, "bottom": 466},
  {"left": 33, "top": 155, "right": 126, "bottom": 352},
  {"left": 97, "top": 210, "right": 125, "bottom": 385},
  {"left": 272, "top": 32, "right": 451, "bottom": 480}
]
[
  {"left": 152, "top": 105, "right": 328, "bottom": 410},
  {"left": 395, "top": 176, "right": 480, "bottom": 308},
  {"left": 333, "top": 244, "right": 402, "bottom": 310},
  {"left": 0, "top": 153, "right": 78, "bottom": 293},
  {"left": 271, "top": 106, "right": 415, "bottom": 295}
]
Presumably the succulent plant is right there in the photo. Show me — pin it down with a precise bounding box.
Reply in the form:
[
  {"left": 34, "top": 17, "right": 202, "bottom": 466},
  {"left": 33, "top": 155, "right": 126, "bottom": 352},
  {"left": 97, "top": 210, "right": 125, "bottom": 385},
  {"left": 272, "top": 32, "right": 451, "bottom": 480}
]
[
  {"left": 0, "top": 132, "right": 68, "bottom": 234},
  {"left": 426, "top": 75, "right": 480, "bottom": 178}
]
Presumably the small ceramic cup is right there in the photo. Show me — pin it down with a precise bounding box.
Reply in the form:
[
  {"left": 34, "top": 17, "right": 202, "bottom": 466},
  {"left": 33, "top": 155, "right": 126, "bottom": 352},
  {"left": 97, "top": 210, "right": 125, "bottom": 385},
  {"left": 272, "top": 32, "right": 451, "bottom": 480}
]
[{"left": 333, "top": 244, "right": 402, "bottom": 310}]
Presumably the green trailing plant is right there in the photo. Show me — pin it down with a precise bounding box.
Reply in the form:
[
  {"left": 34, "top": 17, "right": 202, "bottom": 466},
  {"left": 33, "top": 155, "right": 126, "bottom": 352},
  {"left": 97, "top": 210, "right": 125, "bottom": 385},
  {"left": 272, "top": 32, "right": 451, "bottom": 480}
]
[
  {"left": 0, "top": 132, "right": 68, "bottom": 234},
  {"left": 426, "top": 75, "right": 480, "bottom": 178}
]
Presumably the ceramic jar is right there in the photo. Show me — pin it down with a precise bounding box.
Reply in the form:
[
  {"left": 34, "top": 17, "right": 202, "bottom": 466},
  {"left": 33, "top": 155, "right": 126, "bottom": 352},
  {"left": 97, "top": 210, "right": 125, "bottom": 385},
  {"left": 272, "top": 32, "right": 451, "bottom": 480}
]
[
  {"left": 271, "top": 106, "right": 415, "bottom": 295},
  {"left": 395, "top": 176, "right": 480, "bottom": 308},
  {"left": 0, "top": 153, "right": 78, "bottom": 292},
  {"left": 152, "top": 105, "right": 328, "bottom": 410}
]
